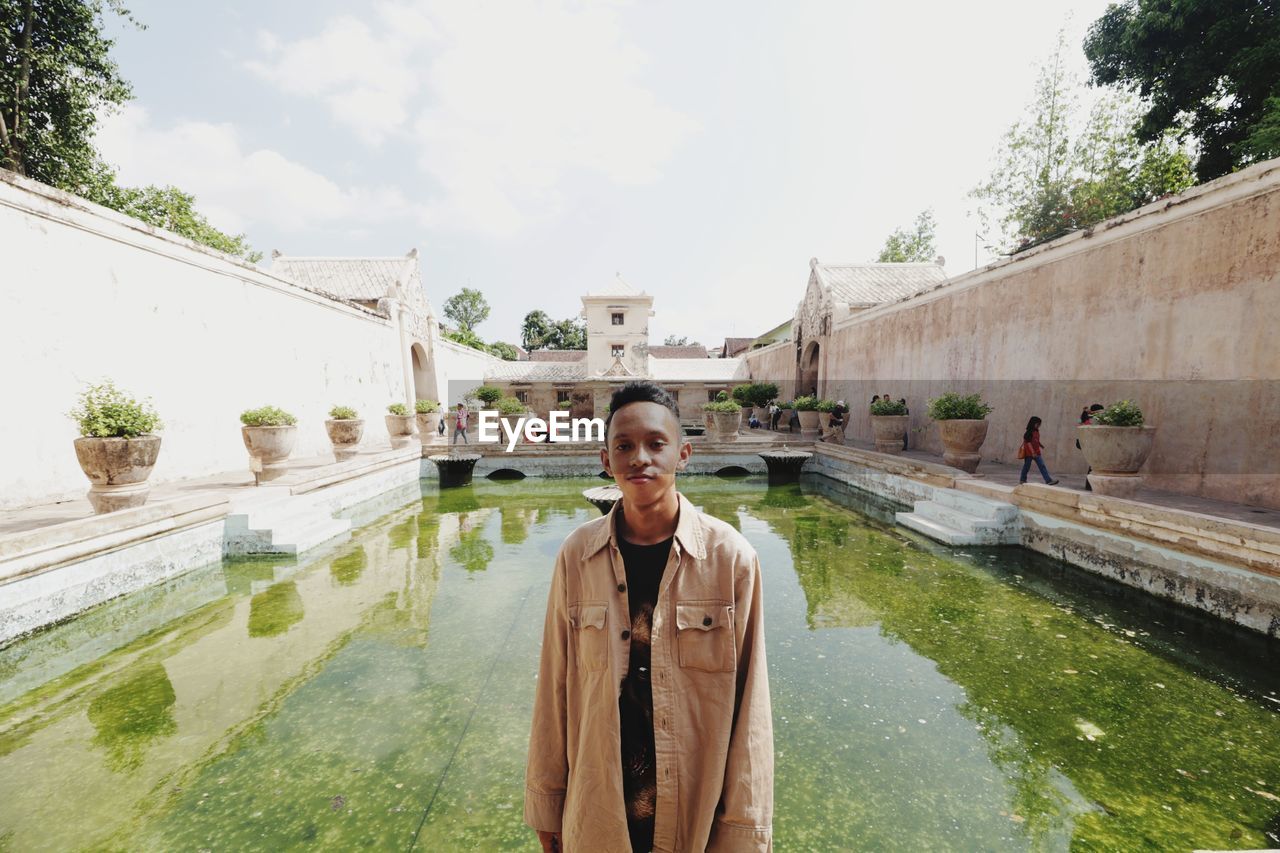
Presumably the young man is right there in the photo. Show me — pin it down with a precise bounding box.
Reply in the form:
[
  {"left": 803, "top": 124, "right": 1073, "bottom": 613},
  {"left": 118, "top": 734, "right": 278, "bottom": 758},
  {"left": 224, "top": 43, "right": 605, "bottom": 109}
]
[
  {"left": 452, "top": 402, "right": 469, "bottom": 444},
  {"left": 525, "top": 381, "right": 773, "bottom": 852}
]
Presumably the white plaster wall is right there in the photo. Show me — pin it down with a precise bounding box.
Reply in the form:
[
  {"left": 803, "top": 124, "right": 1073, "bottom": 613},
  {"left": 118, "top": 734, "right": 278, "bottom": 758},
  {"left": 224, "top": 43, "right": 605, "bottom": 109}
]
[
  {"left": 432, "top": 338, "right": 499, "bottom": 407},
  {"left": 0, "top": 174, "right": 417, "bottom": 509}
]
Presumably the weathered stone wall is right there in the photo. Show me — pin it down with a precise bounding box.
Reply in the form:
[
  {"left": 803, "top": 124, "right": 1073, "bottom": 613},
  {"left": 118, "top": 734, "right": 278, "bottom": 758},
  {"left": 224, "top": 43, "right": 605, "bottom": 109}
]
[
  {"left": 0, "top": 172, "right": 491, "bottom": 509},
  {"left": 761, "top": 160, "right": 1280, "bottom": 508},
  {"left": 741, "top": 340, "right": 797, "bottom": 402}
]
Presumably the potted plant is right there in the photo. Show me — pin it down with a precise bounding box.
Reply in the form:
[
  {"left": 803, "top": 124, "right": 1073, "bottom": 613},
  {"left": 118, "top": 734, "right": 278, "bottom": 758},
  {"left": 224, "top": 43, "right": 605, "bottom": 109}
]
[
  {"left": 241, "top": 405, "right": 298, "bottom": 484},
  {"left": 731, "top": 384, "right": 754, "bottom": 429},
  {"left": 815, "top": 398, "right": 837, "bottom": 433},
  {"left": 779, "top": 400, "right": 795, "bottom": 432},
  {"left": 497, "top": 396, "right": 527, "bottom": 443},
  {"left": 750, "top": 382, "right": 779, "bottom": 424},
  {"left": 1076, "top": 400, "right": 1156, "bottom": 497},
  {"left": 386, "top": 402, "right": 416, "bottom": 448},
  {"left": 792, "top": 395, "right": 820, "bottom": 437},
  {"left": 415, "top": 399, "right": 443, "bottom": 448},
  {"left": 68, "top": 381, "right": 164, "bottom": 513},
  {"left": 927, "top": 392, "right": 993, "bottom": 473},
  {"left": 869, "top": 397, "right": 909, "bottom": 455},
  {"left": 704, "top": 393, "right": 742, "bottom": 442},
  {"left": 325, "top": 405, "right": 363, "bottom": 460}
]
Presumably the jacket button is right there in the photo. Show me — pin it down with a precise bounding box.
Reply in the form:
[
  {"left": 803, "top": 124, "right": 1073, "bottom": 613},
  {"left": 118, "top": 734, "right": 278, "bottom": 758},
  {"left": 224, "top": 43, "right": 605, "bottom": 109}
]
[
  {"left": 618, "top": 583, "right": 626, "bottom": 593},
  {"left": 621, "top": 630, "right": 631, "bottom": 640},
  {"left": 702, "top": 616, "right": 713, "bottom": 626}
]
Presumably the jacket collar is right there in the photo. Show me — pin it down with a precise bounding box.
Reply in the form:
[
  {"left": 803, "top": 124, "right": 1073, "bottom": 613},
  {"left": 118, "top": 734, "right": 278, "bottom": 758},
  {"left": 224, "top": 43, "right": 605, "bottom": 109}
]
[{"left": 585, "top": 491, "right": 706, "bottom": 560}]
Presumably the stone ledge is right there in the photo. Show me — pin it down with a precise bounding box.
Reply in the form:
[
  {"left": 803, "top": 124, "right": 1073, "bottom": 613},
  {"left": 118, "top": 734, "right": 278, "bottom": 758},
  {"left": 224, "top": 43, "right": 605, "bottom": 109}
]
[
  {"left": 812, "top": 443, "right": 964, "bottom": 489},
  {"left": 276, "top": 446, "right": 422, "bottom": 495},
  {"left": 0, "top": 494, "right": 230, "bottom": 586}
]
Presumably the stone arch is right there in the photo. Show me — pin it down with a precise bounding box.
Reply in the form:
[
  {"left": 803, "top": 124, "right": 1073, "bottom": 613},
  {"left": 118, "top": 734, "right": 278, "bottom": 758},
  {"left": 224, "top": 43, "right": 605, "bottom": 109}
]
[
  {"left": 798, "top": 340, "right": 820, "bottom": 397},
  {"left": 486, "top": 469, "right": 526, "bottom": 481},
  {"left": 411, "top": 342, "right": 438, "bottom": 403},
  {"left": 715, "top": 465, "right": 751, "bottom": 478}
]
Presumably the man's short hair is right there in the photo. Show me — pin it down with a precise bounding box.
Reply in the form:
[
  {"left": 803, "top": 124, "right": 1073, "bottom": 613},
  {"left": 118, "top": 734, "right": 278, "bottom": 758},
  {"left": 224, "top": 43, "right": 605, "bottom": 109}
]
[{"left": 606, "top": 381, "right": 681, "bottom": 437}]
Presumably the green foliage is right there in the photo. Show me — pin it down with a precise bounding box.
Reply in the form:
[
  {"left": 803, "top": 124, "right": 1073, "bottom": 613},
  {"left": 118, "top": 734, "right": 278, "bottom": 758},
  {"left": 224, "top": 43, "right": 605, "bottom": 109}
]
[
  {"left": 328, "top": 405, "right": 358, "bottom": 420},
  {"left": 487, "top": 340, "right": 518, "bottom": 361},
  {"left": 875, "top": 209, "right": 937, "bottom": 263},
  {"left": 715, "top": 390, "right": 729, "bottom": 403},
  {"left": 1, "top": 0, "right": 137, "bottom": 186},
  {"left": 815, "top": 398, "right": 836, "bottom": 413},
  {"left": 927, "top": 393, "right": 993, "bottom": 421},
  {"left": 442, "top": 287, "right": 489, "bottom": 332},
  {"left": 730, "top": 384, "right": 753, "bottom": 405},
  {"left": 558, "top": 400, "right": 573, "bottom": 410},
  {"left": 473, "top": 385, "right": 503, "bottom": 406},
  {"left": 386, "top": 403, "right": 409, "bottom": 416},
  {"left": 752, "top": 383, "right": 780, "bottom": 407},
  {"left": 240, "top": 406, "right": 296, "bottom": 427},
  {"left": 972, "top": 32, "right": 1195, "bottom": 253},
  {"left": 442, "top": 327, "right": 488, "bottom": 353},
  {"left": 520, "top": 309, "right": 585, "bottom": 350},
  {"left": 69, "top": 379, "right": 161, "bottom": 437},
  {"left": 1092, "top": 399, "right": 1144, "bottom": 427},
  {"left": 414, "top": 399, "right": 441, "bottom": 414},
  {"left": 870, "top": 398, "right": 908, "bottom": 416},
  {"left": 664, "top": 334, "right": 694, "bottom": 346},
  {"left": 704, "top": 399, "right": 742, "bottom": 414},
  {"left": 791, "top": 395, "right": 818, "bottom": 411},
  {"left": 1084, "top": 0, "right": 1280, "bottom": 181},
  {"left": 496, "top": 396, "right": 526, "bottom": 416},
  {"left": 74, "top": 162, "right": 263, "bottom": 262}
]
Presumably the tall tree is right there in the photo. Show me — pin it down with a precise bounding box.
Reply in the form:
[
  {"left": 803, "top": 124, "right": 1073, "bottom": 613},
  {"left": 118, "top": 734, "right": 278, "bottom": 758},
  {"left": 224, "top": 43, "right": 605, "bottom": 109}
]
[
  {"left": 550, "top": 317, "right": 586, "bottom": 350},
  {"left": 443, "top": 287, "right": 490, "bottom": 332},
  {"left": 1084, "top": 0, "right": 1280, "bottom": 181},
  {"left": 1, "top": 0, "right": 137, "bottom": 186},
  {"left": 875, "top": 209, "right": 937, "bottom": 263},
  {"left": 520, "top": 309, "right": 554, "bottom": 350},
  {"left": 663, "top": 334, "right": 690, "bottom": 346},
  {"left": 973, "top": 32, "right": 1194, "bottom": 252},
  {"left": 487, "top": 340, "right": 518, "bottom": 361}
]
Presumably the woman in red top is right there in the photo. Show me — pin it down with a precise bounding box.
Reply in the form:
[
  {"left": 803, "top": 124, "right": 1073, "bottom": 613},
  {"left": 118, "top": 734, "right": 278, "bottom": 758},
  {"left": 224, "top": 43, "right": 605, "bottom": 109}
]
[{"left": 1019, "top": 416, "right": 1060, "bottom": 485}]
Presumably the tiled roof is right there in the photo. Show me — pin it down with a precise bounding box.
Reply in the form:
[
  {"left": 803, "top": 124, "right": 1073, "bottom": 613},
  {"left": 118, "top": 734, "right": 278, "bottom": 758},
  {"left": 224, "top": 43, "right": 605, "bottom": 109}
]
[
  {"left": 647, "top": 357, "right": 749, "bottom": 382},
  {"left": 815, "top": 262, "right": 946, "bottom": 306},
  {"left": 722, "top": 337, "right": 754, "bottom": 357},
  {"left": 484, "top": 361, "right": 588, "bottom": 382},
  {"left": 649, "top": 345, "right": 709, "bottom": 359},
  {"left": 271, "top": 256, "right": 416, "bottom": 302},
  {"left": 586, "top": 274, "right": 646, "bottom": 298},
  {"left": 526, "top": 350, "right": 587, "bottom": 362}
]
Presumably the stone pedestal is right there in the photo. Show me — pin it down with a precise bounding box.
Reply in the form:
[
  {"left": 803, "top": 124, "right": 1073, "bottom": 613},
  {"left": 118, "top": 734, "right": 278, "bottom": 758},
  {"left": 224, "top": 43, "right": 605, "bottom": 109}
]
[
  {"left": 428, "top": 453, "right": 481, "bottom": 488},
  {"left": 758, "top": 448, "right": 813, "bottom": 485},
  {"left": 583, "top": 484, "right": 622, "bottom": 515}
]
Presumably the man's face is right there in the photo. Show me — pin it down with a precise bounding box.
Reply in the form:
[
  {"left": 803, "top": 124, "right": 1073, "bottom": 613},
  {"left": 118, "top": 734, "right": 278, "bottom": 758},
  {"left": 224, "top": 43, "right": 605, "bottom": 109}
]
[{"left": 601, "top": 401, "right": 691, "bottom": 509}]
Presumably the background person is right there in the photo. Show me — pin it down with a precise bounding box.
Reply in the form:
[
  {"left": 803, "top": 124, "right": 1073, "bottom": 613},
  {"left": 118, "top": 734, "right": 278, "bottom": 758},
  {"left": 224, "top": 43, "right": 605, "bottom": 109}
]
[
  {"left": 1018, "top": 416, "right": 1060, "bottom": 485},
  {"left": 452, "top": 402, "right": 469, "bottom": 444}
]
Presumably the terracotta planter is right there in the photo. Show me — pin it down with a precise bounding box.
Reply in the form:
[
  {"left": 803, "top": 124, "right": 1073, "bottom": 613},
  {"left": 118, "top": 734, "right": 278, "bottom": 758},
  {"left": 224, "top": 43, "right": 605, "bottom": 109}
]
[
  {"left": 740, "top": 408, "right": 753, "bottom": 429},
  {"left": 385, "top": 414, "right": 416, "bottom": 449},
  {"left": 709, "top": 411, "right": 741, "bottom": 442},
  {"left": 241, "top": 425, "right": 297, "bottom": 484},
  {"left": 500, "top": 413, "right": 528, "bottom": 444},
  {"left": 938, "top": 419, "right": 989, "bottom": 473},
  {"left": 780, "top": 408, "right": 795, "bottom": 432},
  {"left": 1077, "top": 425, "right": 1157, "bottom": 497},
  {"left": 325, "top": 418, "right": 364, "bottom": 461},
  {"left": 753, "top": 406, "right": 770, "bottom": 425},
  {"left": 73, "top": 435, "right": 162, "bottom": 513},
  {"left": 415, "top": 411, "right": 443, "bottom": 447},
  {"left": 796, "top": 410, "right": 820, "bottom": 439},
  {"left": 817, "top": 412, "right": 833, "bottom": 432},
  {"left": 870, "top": 415, "right": 909, "bottom": 455}
]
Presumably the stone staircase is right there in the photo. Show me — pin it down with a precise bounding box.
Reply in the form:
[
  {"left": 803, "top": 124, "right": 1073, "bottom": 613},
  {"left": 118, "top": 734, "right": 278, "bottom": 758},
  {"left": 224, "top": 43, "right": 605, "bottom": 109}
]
[
  {"left": 224, "top": 491, "right": 352, "bottom": 556},
  {"left": 895, "top": 488, "right": 1020, "bottom": 546}
]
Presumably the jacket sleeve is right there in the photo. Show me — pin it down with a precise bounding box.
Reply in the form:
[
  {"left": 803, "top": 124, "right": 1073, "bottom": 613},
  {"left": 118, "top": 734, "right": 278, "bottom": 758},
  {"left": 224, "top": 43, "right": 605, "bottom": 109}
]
[
  {"left": 524, "top": 546, "right": 570, "bottom": 832},
  {"left": 708, "top": 552, "right": 774, "bottom": 852}
]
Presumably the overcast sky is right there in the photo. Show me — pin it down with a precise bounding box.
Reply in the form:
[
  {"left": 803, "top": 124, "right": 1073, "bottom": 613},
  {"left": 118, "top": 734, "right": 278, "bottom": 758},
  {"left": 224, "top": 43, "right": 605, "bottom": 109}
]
[{"left": 99, "top": 0, "right": 1115, "bottom": 348}]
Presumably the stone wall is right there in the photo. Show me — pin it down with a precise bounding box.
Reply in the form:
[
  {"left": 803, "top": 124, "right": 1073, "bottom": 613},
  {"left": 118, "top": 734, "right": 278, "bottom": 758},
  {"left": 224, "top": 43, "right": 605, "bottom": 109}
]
[
  {"left": 757, "top": 160, "right": 1280, "bottom": 509},
  {"left": 741, "top": 340, "right": 798, "bottom": 402},
  {"left": 0, "top": 172, "right": 490, "bottom": 509}
]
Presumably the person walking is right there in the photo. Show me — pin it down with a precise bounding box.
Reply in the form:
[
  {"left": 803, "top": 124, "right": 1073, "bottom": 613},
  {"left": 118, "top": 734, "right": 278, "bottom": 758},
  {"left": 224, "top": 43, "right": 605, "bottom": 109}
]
[
  {"left": 1018, "top": 416, "right": 1059, "bottom": 485},
  {"left": 769, "top": 401, "right": 781, "bottom": 431},
  {"left": 898, "top": 398, "right": 909, "bottom": 451},
  {"left": 452, "top": 402, "right": 469, "bottom": 444},
  {"left": 1078, "top": 403, "right": 1104, "bottom": 490}
]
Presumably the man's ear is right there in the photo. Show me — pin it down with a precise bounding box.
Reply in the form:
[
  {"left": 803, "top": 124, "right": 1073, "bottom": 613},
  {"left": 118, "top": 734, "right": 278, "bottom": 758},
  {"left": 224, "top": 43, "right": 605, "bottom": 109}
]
[
  {"left": 675, "top": 438, "right": 692, "bottom": 471},
  {"left": 600, "top": 446, "right": 613, "bottom": 478}
]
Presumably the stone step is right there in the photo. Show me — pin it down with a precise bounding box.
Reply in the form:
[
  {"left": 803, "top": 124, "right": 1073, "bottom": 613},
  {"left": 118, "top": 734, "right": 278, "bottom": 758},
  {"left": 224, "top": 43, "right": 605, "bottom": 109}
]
[
  {"left": 224, "top": 493, "right": 352, "bottom": 556},
  {"left": 927, "top": 488, "right": 1020, "bottom": 523},
  {"left": 912, "top": 500, "right": 1007, "bottom": 535},
  {"left": 895, "top": 512, "right": 986, "bottom": 546}
]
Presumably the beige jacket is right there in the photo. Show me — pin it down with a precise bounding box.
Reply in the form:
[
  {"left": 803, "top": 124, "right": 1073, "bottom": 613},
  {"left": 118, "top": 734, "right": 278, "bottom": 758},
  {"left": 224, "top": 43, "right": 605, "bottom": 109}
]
[{"left": 524, "top": 493, "right": 773, "bottom": 852}]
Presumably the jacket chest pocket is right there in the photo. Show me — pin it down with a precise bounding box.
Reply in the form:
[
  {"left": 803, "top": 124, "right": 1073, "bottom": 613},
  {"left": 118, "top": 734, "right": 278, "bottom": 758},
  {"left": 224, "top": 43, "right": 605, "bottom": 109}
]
[
  {"left": 675, "top": 601, "right": 735, "bottom": 672},
  {"left": 568, "top": 602, "right": 609, "bottom": 672}
]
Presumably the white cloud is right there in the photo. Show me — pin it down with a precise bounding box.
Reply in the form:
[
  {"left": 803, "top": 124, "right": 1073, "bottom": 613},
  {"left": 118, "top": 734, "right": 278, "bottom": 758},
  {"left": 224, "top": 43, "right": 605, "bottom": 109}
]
[
  {"left": 247, "top": 0, "right": 698, "bottom": 236},
  {"left": 95, "top": 105, "right": 418, "bottom": 236}
]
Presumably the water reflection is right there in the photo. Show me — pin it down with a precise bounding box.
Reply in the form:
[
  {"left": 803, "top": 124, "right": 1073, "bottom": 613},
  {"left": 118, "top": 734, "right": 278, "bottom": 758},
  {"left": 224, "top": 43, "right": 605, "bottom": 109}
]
[
  {"left": 247, "top": 580, "right": 305, "bottom": 638},
  {"left": 88, "top": 662, "right": 177, "bottom": 774}
]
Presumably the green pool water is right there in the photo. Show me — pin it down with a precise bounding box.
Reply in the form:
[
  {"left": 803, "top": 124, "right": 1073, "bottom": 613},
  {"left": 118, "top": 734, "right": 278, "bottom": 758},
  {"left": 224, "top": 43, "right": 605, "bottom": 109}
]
[{"left": 2, "top": 475, "right": 1278, "bottom": 851}]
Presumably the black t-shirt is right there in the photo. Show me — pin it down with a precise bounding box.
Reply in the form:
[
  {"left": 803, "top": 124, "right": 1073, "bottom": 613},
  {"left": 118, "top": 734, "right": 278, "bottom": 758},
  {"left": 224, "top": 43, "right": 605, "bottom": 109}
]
[{"left": 617, "top": 535, "right": 673, "bottom": 853}]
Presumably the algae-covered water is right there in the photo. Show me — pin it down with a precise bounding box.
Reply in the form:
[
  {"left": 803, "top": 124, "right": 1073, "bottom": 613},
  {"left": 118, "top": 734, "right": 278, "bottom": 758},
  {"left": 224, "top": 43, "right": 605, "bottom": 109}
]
[{"left": 1, "top": 475, "right": 1278, "bottom": 851}]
